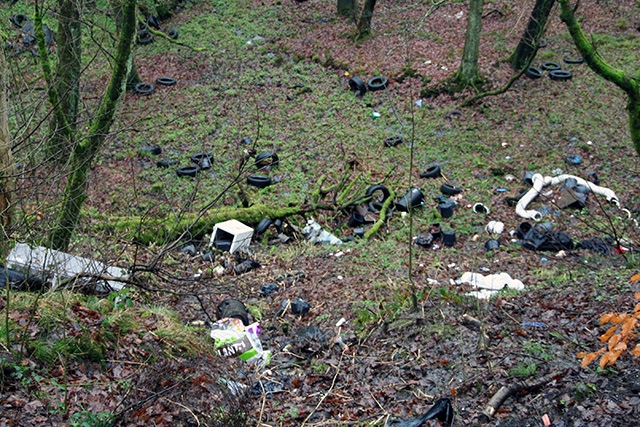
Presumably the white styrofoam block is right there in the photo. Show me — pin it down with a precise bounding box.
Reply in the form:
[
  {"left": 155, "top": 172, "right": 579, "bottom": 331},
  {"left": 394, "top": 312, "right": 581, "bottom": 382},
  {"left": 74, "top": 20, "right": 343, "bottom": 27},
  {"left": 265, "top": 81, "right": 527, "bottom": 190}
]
[
  {"left": 209, "top": 219, "right": 254, "bottom": 254},
  {"left": 7, "top": 243, "right": 128, "bottom": 292}
]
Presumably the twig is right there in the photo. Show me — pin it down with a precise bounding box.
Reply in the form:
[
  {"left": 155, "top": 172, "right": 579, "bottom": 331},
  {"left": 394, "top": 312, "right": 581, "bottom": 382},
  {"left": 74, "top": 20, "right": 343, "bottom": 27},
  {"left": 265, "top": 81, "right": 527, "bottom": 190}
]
[
  {"left": 163, "top": 398, "right": 201, "bottom": 426},
  {"left": 481, "top": 371, "right": 563, "bottom": 420},
  {"left": 301, "top": 351, "right": 345, "bottom": 426}
]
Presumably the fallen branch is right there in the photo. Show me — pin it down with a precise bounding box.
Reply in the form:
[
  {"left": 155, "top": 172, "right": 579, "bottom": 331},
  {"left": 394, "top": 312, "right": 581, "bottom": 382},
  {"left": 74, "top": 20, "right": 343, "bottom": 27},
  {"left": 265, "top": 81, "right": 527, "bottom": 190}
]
[{"left": 481, "top": 370, "right": 563, "bottom": 421}]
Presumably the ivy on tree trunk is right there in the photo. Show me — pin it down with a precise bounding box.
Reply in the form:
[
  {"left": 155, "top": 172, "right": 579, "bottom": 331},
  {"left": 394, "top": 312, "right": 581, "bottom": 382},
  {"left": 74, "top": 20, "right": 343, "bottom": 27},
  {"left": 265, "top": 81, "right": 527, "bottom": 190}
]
[
  {"left": 558, "top": 0, "right": 640, "bottom": 157},
  {"left": 48, "top": 0, "right": 138, "bottom": 250}
]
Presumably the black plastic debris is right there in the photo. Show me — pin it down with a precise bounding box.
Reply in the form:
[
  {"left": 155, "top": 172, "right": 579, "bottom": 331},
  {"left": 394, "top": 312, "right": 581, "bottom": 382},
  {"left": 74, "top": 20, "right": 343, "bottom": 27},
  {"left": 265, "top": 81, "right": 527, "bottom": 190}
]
[
  {"left": 442, "top": 231, "right": 456, "bottom": 247},
  {"left": 517, "top": 221, "right": 574, "bottom": 251},
  {"left": 180, "top": 244, "right": 197, "bottom": 256},
  {"left": 484, "top": 239, "right": 500, "bottom": 251},
  {"left": 414, "top": 233, "right": 434, "bottom": 248},
  {"left": 577, "top": 237, "right": 615, "bottom": 255},
  {"left": 396, "top": 187, "right": 425, "bottom": 212},
  {"left": 201, "top": 251, "right": 215, "bottom": 262},
  {"left": 0, "top": 265, "right": 44, "bottom": 290},
  {"left": 250, "top": 380, "right": 284, "bottom": 397},
  {"left": 234, "top": 259, "right": 259, "bottom": 275},
  {"left": 259, "top": 283, "right": 279, "bottom": 296},
  {"left": 216, "top": 299, "right": 250, "bottom": 326},
  {"left": 291, "top": 298, "right": 311, "bottom": 316},
  {"left": 437, "top": 199, "right": 456, "bottom": 219},
  {"left": 504, "top": 189, "right": 529, "bottom": 207},
  {"left": 386, "top": 397, "right": 454, "bottom": 427},
  {"left": 348, "top": 211, "right": 365, "bottom": 227},
  {"left": 587, "top": 170, "right": 600, "bottom": 185}
]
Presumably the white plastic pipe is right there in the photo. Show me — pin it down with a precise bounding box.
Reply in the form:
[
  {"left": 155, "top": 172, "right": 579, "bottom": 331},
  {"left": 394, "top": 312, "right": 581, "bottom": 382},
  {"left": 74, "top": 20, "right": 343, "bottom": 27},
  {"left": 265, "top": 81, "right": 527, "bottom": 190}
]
[{"left": 515, "top": 173, "right": 619, "bottom": 221}]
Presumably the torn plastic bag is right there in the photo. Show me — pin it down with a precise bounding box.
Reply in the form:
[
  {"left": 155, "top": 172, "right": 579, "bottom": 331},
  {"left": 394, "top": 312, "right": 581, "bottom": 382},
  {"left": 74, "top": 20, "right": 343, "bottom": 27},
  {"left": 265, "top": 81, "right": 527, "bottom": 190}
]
[
  {"left": 520, "top": 225, "right": 574, "bottom": 251},
  {"left": 250, "top": 379, "right": 285, "bottom": 396},
  {"left": 302, "top": 219, "right": 342, "bottom": 245},
  {"left": 386, "top": 397, "right": 453, "bottom": 426},
  {"left": 210, "top": 318, "right": 271, "bottom": 365},
  {"left": 0, "top": 265, "right": 45, "bottom": 290},
  {"left": 577, "top": 237, "right": 615, "bottom": 255}
]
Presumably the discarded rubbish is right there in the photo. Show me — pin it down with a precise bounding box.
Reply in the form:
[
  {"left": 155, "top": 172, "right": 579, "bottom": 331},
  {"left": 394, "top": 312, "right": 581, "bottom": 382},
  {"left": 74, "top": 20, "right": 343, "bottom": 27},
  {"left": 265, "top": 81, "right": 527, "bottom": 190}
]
[
  {"left": 437, "top": 199, "right": 456, "bottom": 219},
  {"left": 291, "top": 298, "right": 311, "bottom": 316},
  {"left": 440, "top": 183, "right": 462, "bottom": 195},
  {"left": 442, "top": 230, "right": 456, "bottom": 247},
  {"left": 587, "top": 171, "right": 600, "bottom": 185},
  {"left": 473, "top": 203, "right": 490, "bottom": 214},
  {"left": 431, "top": 223, "right": 442, "bottom": 240},
  {"left": 216, "top": 299, "right": 250, "bottom": 325},
  {"left": 495, "top": 188, "right": 508, "bottom": 193},
  {"left": 556, "top": 187, "right": 586, "bottom": 209},
  {"left": 210, "top": 318, "right": 270, "bottom": 365},
  {"left": 516, "top": 221, "right": 574, "bottom": 251},
  {"left": 484, "top": 239, "right": 500, "bottom": 251},
  {"left": 414, "top": 233, "right": 434, "bottom": 248},
  {"left": 259, "top": 283, "right": 279, "bottom": 296},
  {"left": 234, "top": 259, "right": 259, "bottom": 274},
  {"left": 396, "top": 187, "right": 425, "bottom": 211},
  {"left": 420, "top": 165, "right": 442, "bottom": 179},
  {"left": 523, "top": 171, "right": 535, "bottom": 186},
  {"left": 0, "top": 265, "right": 44, "bottom": 290},
  {"left": 6, "top": 243, "right": 128, "bottom": 292},
  {"left": 564, "top": 154, "right": 582, "bottom": 165},
  {"left": 348, "top": 211, "right": 365, "bottom": 227},
  {"left": 255, "top": 217, "right": 273, "bottom": 235},
  {"left": 302, "top": 219, "right": 343, "bottom": 245},
  {"left": 209, "top": 219, "right": 254, "bottom": 254},
  {"left": 353, "top": 227, "right": 365, "bottom": 237},
  {"left": 541, "top": 257, "right": 548, "bottom": 263},
  {"left": 415, "top": 99, "right": 423, "bottom": 107},
  {"left": 371, "top": 111, "right": 381, "bottom": 119},
  {"left": 386, "top": 397, "right": 453, "bottom": 427},
  {"left": 576, "top": 237, "right": 615, "bottom": 255},
  {"left": 251, "top": 380, "right": 284, "bottom": 397},
  {"left": 485, "top": 221, "right": 504, "bottom": 234},
  {"left": 521, "top": 322, "right": 545, "bottom": 328},
  {"left": 457, "top": 271, "right": 525, "bottom": 299},
  {"left": 180, "top": 244, "right": 196, "bottom": 256},
  {"left": 516, "top": 173, "right": 619, "bottom": 221}
]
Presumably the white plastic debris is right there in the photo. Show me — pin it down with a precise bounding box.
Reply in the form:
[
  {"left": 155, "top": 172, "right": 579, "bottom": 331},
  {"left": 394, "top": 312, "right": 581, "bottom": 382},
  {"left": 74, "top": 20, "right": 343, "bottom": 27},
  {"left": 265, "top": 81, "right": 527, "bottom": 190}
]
[
  {"left": 7, "top": 243, "right": 128, "bottom": 292},
  {"left": 302, "top": 219, "right": 343, "bottom": 245},
  {"left": 456, "top": 272, "right": 525, "bottom": 299},
  {"left": 210, "top": 318, "right": 271, "bottom": 366},
  {"left": 485, "top": 221, "right": 505, "bottom": 234}
]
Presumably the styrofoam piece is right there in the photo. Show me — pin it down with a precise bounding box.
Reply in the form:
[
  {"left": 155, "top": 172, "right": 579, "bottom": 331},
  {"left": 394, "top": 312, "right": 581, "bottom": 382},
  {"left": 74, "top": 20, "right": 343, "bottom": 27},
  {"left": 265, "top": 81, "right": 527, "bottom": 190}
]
[
  {"left": 7, "top": 243, "right": 128, "bottom": 292},
  {"left": 456, "top": 271, "right": 524, "bottom": 291},
  {"left": 485, "top": 221, "right": 504, "bottom": 234},
  {"left": 209, "top": 219, "right": 254, "bottom": 254}
]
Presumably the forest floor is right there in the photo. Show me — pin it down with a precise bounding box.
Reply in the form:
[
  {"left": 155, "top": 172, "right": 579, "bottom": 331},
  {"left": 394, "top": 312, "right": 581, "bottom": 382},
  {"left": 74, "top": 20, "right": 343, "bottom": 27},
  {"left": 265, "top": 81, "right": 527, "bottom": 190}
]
[{"left": 2, "top": 0, "right": 640, "bottom": 426}]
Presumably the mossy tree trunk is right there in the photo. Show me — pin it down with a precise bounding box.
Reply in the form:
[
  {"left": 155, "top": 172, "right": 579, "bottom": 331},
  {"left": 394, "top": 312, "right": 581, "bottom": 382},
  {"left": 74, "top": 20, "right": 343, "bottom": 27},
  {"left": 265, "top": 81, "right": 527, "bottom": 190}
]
[
  {"left": 1, "top": 39, "right": 16, "bottom": 259},
  {"left": 455, "top": 0, "right": 483, "bottom": 87},
  {"left": 46, "top": 0, "right": 83, "bottom": 161},
  {"left": 510, "top": 0, "right": 555, "bottom": 71},
  {"left": 357, "top": 0, "right": 377, "bottom": 38},
  {"left": 48, "top": 0, "right": 138, "bottom": 250},
  {"left": 559, "top": 0, "right": 640, "bottom": 157},
  {"left": 109, "top": 0, "right": 142, "bottom": 89}
]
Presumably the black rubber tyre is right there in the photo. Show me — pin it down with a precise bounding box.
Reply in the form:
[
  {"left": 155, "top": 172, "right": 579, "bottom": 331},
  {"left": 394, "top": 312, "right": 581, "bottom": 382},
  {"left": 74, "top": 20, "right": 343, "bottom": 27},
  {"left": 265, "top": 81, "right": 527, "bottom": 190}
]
[
  {"left": 139, "top": 146, "right": 161, "bottom": 155},
  {"left": 365, "top": 184, "right": 390, "bottom": 203},
  {"left": 542, "top": 61, "right": 561, "bottom": 71},
  {"left": 10, "top": 14, "right": 28, "bottom": 28},
  {"left": 255, "top": 151, "right": 279, "bottom": 168},
  {"left": 524, "top": 66, "right": 543, "bottom": 79},
  {"left": 167, "top": 28, "right": 179, "bottom": 40},
  {"left": 563, "top": 56, "right": 584, "bottom": 64},
  {"left": 216, "top": 299, "right": 250, "bottom": 325},
  {"left": 156, "top": 77, "right": 176, "bottom": 86},
  {"left": 538, "top": 38, "right": 548, "bottom": 48},
  {"left": 549, "top": 69, "right": 573, "bottom": 81},
  {"left": 420, "top": 165, "right": 442, "bottom": 179},
  {"left": 368, "top": 76, "right": 388, "bottom": 91},
  {"left": 383, "top": 136, "right": 403, "bottom": 147},
  {"left": 138, "top": 36, "right": 154, "bottom": 45},
  {"left": 348, "top": 76, "right": 367, "bottom": 95},
  {"left": 134, "top": 82, "right": 154, "bottom": 95},
  {"left": 176, "top": 165, "right": 199, "bottom": 177},
  {"left": 440, "top": 183, "right": 462, "bottom": 195},
  {"left": 157, "top": 160, "right": 178, "bottom": 168},
  {"left": 247, "top": 174, "right": 272, "bottom": 188},
  {"left": 147, "top": 15, "right": 160, "bottom": 30},
  {"left": 255, "top": 218, "right": 273, "bottom": 235}
]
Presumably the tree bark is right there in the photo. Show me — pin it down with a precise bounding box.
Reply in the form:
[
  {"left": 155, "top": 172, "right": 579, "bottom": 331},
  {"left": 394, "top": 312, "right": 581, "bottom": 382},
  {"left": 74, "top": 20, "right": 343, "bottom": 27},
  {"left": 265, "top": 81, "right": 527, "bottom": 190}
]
[
  {"left": 48, "top": 0, "right": 138, "bottom": 250},
  {"left": 558, "top": 0, "right": 640, "bottom": 157},
  {"left": 1, "top": 37, "right": 17, "bottom": 258},
  {"left": 357, "top": 0, "right": 377, "bottom": 38},
  {"left": 455, "top": 0, "right": 484, "bottom": 86},
  {"left": 47, "top": 0, "right": 83, "bottom": 160},
  {"left": 510, "top": 0, "right": 555, "bottom": 71}
]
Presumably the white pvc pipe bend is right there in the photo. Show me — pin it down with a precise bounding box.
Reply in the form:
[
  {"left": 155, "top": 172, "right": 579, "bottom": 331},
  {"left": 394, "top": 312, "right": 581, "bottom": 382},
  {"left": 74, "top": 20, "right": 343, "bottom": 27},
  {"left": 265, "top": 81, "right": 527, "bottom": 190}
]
[{"left": 515, "top": 173, "right": 619, "bottom": 221}]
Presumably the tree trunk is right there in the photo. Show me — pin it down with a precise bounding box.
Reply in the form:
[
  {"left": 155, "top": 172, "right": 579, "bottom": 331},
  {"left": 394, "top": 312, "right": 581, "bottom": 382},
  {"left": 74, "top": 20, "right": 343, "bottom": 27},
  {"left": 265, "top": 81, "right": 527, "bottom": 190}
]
[
  {"left": 337, "top": 0, "right": 356, "bottom": 18},
  {"left": 110, "top": 0, "right": 142, "bottom": 90},
  {"left": 357, "top": 0, "right": 377, "bottom": 38},
  {"left": 558, "top": 0, "right": 640, "bottom": 157},
  {"left": 48, "top": 0, "right": 138, "bottom": 250},
  {"left": 455, "top": 0, "right": 484, "bottom": 86},
  {"left": 510, "top": 0, "right": 555, "bottom": 71},
  {"left": 47, "top": 0, "right": 83, "bottom": 161},
  {"left": 1, "top": 38, "right": 17, "bottom": 258}
]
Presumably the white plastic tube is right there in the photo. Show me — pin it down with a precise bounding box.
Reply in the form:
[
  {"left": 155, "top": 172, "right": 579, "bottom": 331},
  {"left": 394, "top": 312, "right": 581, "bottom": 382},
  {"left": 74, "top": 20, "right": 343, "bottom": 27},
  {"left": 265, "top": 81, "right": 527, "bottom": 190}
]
[{"left": 515, "top": 173, "right": 619, "bottom": 221}]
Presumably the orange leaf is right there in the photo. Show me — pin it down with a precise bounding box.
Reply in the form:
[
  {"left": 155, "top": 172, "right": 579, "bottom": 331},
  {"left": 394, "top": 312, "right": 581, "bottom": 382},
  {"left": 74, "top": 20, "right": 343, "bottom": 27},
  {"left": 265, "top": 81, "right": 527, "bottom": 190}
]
[
  {"left": 608, "top": 333, "right": 621, "bottom": 351},
  {"left": 609, "top": 349, "right": 624, "bottom": 366},
  {"left": 630, "top": 274, "right": 640, "bottom": 283},
  {"left": 635, "top": 303, "right": 640, "bottom": 314},
  {"left": 600, "top": 312, "right": 615, "bottom": 324},
  {"left": 635, "top": 292, "right": 640, "bottom": 299},
  {"left": 631, "top": 344, "right": 640, "bottom": 357},
  {"left": 599, "top": 351, "right": 612, "bottom": 368},
  {"left": 600, "top": 325, "right": 618, "bottom": 342},
  {"left": 580, "top": 348, "right": 604, "bottom": 368},
  {"left": 610, "top": 314, "right": 629, "bottom": 325},
  {"left": 621, "top": 318, "right": 638, "bottom": 337},
  {"left": 613, "top": 341, "right": 627, "bottom": 352}
]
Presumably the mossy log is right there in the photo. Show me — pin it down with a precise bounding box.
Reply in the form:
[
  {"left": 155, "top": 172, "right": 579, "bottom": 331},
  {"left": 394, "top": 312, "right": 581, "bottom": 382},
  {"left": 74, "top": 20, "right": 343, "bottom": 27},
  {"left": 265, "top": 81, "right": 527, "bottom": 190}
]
[{"left": 94, "top": 203, "right": 311, "bottom": 245}]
